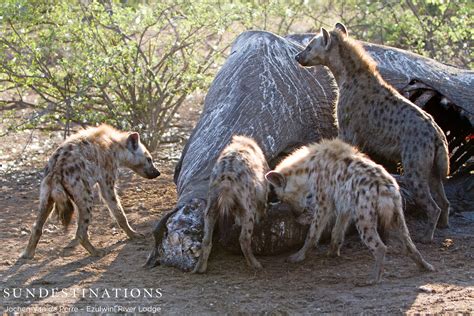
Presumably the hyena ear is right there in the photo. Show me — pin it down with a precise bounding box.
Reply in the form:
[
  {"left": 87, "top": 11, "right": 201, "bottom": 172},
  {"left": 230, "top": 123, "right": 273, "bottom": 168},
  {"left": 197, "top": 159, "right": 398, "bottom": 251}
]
[
  {"left": 321, "top": 27, "right": 331, "bottom": 50},
  {"left": 335, "top": 22, "right": 348, "bottom": 36},
  {"left": 127, "top": 132, "right": 140, "bottom": 152},
  {"left": 265, "top": 171, "right": 286, "bottom": 188}
]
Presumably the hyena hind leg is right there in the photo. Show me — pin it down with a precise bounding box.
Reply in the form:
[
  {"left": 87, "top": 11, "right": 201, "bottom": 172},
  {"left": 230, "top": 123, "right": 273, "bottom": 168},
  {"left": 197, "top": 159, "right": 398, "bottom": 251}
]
[
  {"left": 20, "top": 196, "right": 54, "bottom": 259},
  {"left": 429, "top": 176, "right": 450, "bottom": 229},
  {"left": 397, "top": 219, "right": 435, "bottom": 272},
  {"left": 355, "top": 219, "right": 387, "bottom": 284},
  {"left": 328, "top": 211, "right": 351, "bottom": 257},
  {"left": 410, "top": 179, "right": 441, "bottom": 243},
  {"left": 239, "top": 201, "right": 262, "bottom": 269},
  {"left": 193, "top": 197, "right": 219, "bottom": 274},
  {"left": 73, "top": 192, "right": 105, "bottom": 257}
]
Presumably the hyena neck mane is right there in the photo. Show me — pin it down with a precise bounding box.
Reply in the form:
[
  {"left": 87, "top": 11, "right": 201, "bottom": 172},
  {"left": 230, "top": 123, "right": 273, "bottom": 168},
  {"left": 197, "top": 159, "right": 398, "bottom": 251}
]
[
  {"left": 328, "top": 31, "right": 384, "bottom": 88},
  {"left": 73, "top": 124, "right": 132, "bottom": 165},
  {"left": 276, "top": 139, "right": 357, "bottom": 178}
]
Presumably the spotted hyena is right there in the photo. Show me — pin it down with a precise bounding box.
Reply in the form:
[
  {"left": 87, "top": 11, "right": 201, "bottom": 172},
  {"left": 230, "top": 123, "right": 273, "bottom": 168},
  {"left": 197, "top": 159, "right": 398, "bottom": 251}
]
[
  {"left": 20, "top": 124, "right": 160, "bottom": 259},
  {"left": 295, "top": 23, "right": 450, "bottom": 243},
  {"left": 193, "top": 135, "right": 269, "bottom": 273},
  {"left": 265, "top": 139, "right": 434, "bottom": 284}
]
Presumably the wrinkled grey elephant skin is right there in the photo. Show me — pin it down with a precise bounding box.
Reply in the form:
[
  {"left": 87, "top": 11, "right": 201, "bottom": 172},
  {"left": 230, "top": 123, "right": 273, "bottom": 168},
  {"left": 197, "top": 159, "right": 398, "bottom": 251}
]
[{"left": 145, "top": 30, "right": 339, "bottom": 271}]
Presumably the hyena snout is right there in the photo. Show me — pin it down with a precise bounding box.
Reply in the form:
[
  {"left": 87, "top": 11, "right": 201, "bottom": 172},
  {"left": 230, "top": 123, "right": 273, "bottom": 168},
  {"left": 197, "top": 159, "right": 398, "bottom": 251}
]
[
  {"left": 295, "top": 51, "right": 310, "bottom": 66},
  {"left": 144, "top": 164, "right": 160, "bottom": 179},
  {"left": 133, "top": 160, "right": 160, "bottom": 179}
]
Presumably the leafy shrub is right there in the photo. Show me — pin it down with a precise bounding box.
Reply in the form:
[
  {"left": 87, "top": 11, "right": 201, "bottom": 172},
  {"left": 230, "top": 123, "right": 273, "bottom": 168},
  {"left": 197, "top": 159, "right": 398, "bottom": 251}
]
[
  {"left": 0, "top": 0, "right": 238, "bottom": 149},
  {"left": 1, "top": 0, "right": 471, "bottom": 149}
]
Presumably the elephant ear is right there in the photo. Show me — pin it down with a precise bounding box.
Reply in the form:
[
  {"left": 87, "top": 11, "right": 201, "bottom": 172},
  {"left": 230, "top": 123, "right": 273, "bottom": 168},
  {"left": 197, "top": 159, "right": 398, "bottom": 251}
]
[
  {"left": 335, "top": 22, "right": 348, "bottom": 36},
  {"left": 265, "top": 171, "right": 286, "bottom": 188}
]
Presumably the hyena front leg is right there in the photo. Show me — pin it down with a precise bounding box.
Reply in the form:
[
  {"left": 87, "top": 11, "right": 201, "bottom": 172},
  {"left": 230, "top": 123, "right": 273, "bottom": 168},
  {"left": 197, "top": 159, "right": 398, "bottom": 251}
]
[
  {"left": 288, "top": 205, "right": 332, "bottom": 263},
  {"left": 99, "top": 180, "right": 143, "bottom": 239},
  {"left": 193, "top": 196, "right": 219, "bottom": 274},
  {"left": 20, "top": 191, "right": 54, "bottom": 259},
  {"left": 239, "top": 201, "right": 262, "bottom": 269}
]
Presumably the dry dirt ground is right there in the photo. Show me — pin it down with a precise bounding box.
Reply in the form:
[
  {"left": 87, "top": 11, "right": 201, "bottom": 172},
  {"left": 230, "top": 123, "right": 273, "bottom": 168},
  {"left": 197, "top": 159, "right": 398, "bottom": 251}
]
[{"left": 0, "top": 119, "right": 473, "bottom": 314}]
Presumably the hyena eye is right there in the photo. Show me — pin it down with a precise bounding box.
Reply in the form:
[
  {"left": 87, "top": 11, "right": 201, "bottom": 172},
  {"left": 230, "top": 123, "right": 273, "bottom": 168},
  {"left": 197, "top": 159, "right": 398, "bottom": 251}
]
[
  {"left": 306, "top": 193, "right": 313, "bottom": 200},
  {"left": 146, "top": 157, "right": 153, "bottom": 164}
]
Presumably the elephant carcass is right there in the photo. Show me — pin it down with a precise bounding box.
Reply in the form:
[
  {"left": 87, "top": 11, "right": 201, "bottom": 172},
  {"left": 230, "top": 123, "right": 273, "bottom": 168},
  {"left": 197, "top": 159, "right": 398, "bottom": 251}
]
[
  {"left": 145, "top": 30, "right": 339, "bottom": 271},
  {"left": 147, "top": 31, "right": 473, "bottom": 271}
]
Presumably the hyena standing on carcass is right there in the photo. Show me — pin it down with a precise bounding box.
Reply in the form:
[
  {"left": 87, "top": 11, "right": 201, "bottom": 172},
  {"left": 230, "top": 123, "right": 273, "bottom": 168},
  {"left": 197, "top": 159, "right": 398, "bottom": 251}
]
[
  {"left": 21, "top": 124, "right": 160, "bottom": 259},
  {"left": 193, "top": 135, "right": 269, "bottom": 273},
  {"left": 295, "top": 23, "right": 450, "bottom": 243},
  {"left": 265, "top": 139, "right": 434, "bottom": 284}
]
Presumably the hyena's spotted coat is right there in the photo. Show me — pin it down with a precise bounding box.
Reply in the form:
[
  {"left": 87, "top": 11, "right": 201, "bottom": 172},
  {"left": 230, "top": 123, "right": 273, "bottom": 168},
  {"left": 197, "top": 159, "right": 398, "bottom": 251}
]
[
  {"left": 266, "top": 139, "right": 434, "bottom": 284},
  {"left": 193, "top": 135, "right": 269, "bottom": 273},
  {"left": 21, "top": 124, "right": 160, "bottom": 259},
  {"left": 295, "top": 23, "right": 450, "bottom": 243}
]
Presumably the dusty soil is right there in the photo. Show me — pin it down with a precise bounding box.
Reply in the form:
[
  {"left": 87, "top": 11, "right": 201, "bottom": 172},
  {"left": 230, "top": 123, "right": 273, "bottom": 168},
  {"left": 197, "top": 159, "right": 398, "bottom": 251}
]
[{"left": 0, "top": 119, "right": 473, "bottom": 314}]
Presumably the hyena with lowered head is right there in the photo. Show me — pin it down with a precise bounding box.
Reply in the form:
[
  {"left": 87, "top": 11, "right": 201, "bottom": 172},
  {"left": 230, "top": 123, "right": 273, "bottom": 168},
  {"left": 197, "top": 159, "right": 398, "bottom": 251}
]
[
  {"left": 193, "top": 135, "right": 269, "bottom": 273},
  {"left": 265, "top": 139, "right": 434, "bottom": 284},
  {"left": 21, "top": 124, "right": 160, "bottom": 259},
  {"left": 295, "top": 23, "right": 450, "bottom": 243}
]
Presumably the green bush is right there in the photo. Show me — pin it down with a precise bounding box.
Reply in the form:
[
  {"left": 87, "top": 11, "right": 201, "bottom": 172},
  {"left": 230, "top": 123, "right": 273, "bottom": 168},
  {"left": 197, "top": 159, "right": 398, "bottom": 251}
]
[
  {"left": 0, "top": 0, "right": 239, "bottom": 149},
  {"left": 1, "top": 0, "right": 471, "bottom": 150},
  {"left": 317, "top": 0, "right": 473, "bottom": 68}
]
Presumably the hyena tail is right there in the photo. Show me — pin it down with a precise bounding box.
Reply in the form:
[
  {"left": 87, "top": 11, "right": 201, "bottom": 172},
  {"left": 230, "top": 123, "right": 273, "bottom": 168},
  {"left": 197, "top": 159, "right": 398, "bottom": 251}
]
[
  {"left": 433, "top": 137, "right": 450, "bottom": 178},
  {"left": 217, "top": 180, "right": 235, "bottom": 220},
  {"left": 216, "top": 180, "right": 236, "bottom": 242},
  {"left": 50, "top": 174, "right": 75, "bottom": 228},
  {"left": 376, "top": 185, "right": 400, "bottom": 231},
  {"left": 390, "top": 193, "right": 407, "bottom": 232},
  {"left": 379, "top": 187, "right": 411, "bottom": 239}
]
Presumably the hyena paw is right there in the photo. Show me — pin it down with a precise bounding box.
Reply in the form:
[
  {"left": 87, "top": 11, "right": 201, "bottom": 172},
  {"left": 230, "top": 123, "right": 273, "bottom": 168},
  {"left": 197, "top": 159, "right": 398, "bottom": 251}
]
[
  {"left": 423, "top": 262, "right": 436, "bottom": 272},
  {"left": 192, "top": 261, "right": 207, "bottom": 274},
  {"left": 436, "top": 221, "right": 450, "bottom": 229},
  {"left": 287, "top": 252, "right": 305, "bottom": 263},
  {"left": 91, "top": 249, "right": 107, "bottom": 257},
  {"left": 326, "top": 248, "right": 340, "bottom": 258},
  {"left": 419, "top": 235, "right": 434, "bottom": 244},
  {"left": 128, "top": 231, "right": 145, "bottom": 240},
  {"left": 19, "top": 250, "right": 34, "bottom": 260},
  {"left": 65, "top": 238, "right": 80, "bottom": 249},
  {"left": 249, "top": 260, "right": 263, "bottom": 270},
  {"left": 353, "top": 279, "right": 377, "bottom": 287}
]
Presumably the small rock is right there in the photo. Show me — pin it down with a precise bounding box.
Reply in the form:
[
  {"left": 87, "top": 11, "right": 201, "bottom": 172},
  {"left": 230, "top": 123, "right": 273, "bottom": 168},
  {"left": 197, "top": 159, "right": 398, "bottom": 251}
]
[
  {"left": 419, "top": 285, "right": 436, "bottom": 293},
  {"left": 20, "top": 227, "right": 30, "bottom": 235},
  {"left": 442, "top": 238, "right": 454, "bottom": 248}
]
